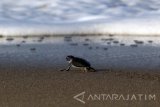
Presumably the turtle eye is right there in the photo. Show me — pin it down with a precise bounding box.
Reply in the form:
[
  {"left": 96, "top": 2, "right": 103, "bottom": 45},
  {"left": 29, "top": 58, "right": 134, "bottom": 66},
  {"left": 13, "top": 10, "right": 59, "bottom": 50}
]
[{"left": 66, "top": 57, "right": 70, "bottom": 61}]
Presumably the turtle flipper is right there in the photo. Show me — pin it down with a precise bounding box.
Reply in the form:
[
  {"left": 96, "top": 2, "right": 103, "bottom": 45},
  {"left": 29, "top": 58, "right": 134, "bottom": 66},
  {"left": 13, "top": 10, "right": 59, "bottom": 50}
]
[{"left": 87, "top": 67, "right": 96, "bottom": 72}]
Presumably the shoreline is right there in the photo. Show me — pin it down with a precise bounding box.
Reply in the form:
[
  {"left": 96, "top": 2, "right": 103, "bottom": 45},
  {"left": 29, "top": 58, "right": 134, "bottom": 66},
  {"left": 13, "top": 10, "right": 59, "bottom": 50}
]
[{"left": 0, "top": 35, "right": 160, "bottom": 70}]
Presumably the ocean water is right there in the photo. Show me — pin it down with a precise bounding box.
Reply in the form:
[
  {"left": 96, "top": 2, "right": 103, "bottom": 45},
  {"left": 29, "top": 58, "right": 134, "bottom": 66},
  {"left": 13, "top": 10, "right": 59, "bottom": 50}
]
[{"left": 0, "top": 0, "right": 160, "bottom": 36}]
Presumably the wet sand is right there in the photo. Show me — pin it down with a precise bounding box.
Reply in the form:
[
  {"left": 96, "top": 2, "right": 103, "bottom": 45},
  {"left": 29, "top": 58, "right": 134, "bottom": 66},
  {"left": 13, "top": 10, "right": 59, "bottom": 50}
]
[
  {"left": 0, "top": 35, "right": 160, "bottom": 106},
  {"left": 1, "top": 35, "right": 160, "bottom": 70}
]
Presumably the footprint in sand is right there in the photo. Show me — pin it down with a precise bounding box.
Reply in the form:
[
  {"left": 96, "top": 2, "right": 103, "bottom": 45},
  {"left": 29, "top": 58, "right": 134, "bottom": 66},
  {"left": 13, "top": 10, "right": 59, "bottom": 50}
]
[
  {"left": 130, "top": 44, "right": 138, "bottom": 48},
  {"left": 21, "top": 40, "right": 26, "bottom": 43},
  {"left": 101, "top": 38, "right": 114, "bottom": 41},
  {"left": 101, "top": 38, "right": 107, "bottom": 41},
  {"left": 84, "top": 38, "right": 90, "bottom": 41},
  {"left": 134, "top": 40, "right": 144, "bottom": 44},
  {"left": 70, "top": 43, "right": 78, "bottom": 46},
  {"left": 16, "top": 44, "right": 21, "bottom": 47},
  {"left": 83, "top": 43, "right": 89, "bottom": 46},
  {"left": 148, "top": 40, "right": 153, "bottom": 43},
  {"left": 107, "top": 42, "right": 111, "bottom": 45},
  {"left": 96, "top": 46, "right": 99, "bottom": 49},
  {"left": 103, "top": 47, "right": 108, "bottom": 50},
  {"left": 120, "top": 43, "right": 125, "bottom": 46},
  {"left": 64, "top": 36, "right": 72, "bottom": 42},
  {"left": 113, "top": 41, "right": 119, "bottom": 44},
  {"left": 0, "top": 35, "right": 3, "bottom": 38},
  {"left": 30, "top": 48, "right": 36, "bottom": 51},
  {"left": 23, "top": 36, "right": 28, "bottom": 39},
  {"left": 88, "top": 46, "right": 93, "bottom": 50},
  {"left": 6, "top": 38, "right": 14, "bottom": 41},
  {"left": 109, "top": 34, "right": 114, "bottom": 37},
  {"left": 39, "top": 37, "right": 45, "bottom": 40},
  {"left": 109, "top": 38, "right": 114, "bottom": 41},
  {"left": 38, "top": 37, "right": 45, "bottom": 42},
  {"left": 64, "top": 36, "right": 72, "bottom": 39},
  {"left": 44, "top": 35, "right": 50, "bottom": 37},
  {"left": 37, "top": 39, "right": 43, "bottom": 42}
]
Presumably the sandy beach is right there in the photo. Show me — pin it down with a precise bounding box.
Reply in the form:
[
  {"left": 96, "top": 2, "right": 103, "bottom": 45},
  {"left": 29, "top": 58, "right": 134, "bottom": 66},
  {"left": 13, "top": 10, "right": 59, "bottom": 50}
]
[
  {"left": 0, "top": 69, "right": 159, "bottom": 107},
  {"left": 0, "top": 35, "right": 160, "bottom": 106}
]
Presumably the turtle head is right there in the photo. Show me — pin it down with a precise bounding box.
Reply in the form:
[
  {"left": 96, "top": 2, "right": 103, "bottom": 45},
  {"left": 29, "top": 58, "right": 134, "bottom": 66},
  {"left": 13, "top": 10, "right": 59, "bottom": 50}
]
[{"left": 66, "top": 55, "right": 74, "bottom": 61}]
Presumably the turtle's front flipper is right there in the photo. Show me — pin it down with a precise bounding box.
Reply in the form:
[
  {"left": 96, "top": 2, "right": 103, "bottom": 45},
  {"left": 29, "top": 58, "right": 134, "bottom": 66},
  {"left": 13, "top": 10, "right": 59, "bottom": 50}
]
[
  {"left": 60, "top": 64, "right": 72, "bottom": 71},
  {"left": 87, "top": 67, "right": 96, "bottom": 72}
]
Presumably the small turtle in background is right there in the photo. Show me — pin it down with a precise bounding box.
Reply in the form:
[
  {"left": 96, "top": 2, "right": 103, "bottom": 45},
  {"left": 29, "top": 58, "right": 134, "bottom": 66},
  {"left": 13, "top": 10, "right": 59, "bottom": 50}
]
[{"left": 61, "top": 55, "right": 96, "bottom": 72}]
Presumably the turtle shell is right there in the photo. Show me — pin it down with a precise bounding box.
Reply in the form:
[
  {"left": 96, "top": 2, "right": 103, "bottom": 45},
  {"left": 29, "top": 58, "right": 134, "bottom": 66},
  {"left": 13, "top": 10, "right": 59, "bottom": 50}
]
[{"left": 72, "top": 57, "right": 91, "bottom": 67}]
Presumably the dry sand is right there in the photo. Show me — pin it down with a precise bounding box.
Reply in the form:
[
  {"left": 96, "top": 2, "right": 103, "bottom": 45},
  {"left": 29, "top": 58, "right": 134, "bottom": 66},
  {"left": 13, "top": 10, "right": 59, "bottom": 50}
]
[{"left": 0, "top": 68, "right": 160, "bottom": 107}]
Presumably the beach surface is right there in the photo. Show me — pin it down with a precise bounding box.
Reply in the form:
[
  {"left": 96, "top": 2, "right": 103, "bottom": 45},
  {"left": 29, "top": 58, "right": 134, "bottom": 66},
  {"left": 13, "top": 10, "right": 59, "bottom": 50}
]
[
  {"left": 0, "top": 69, "right": 160, "bottom": 107},
  {"left": 0, "top": 35, "right": 160, "bottom": 107}
]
